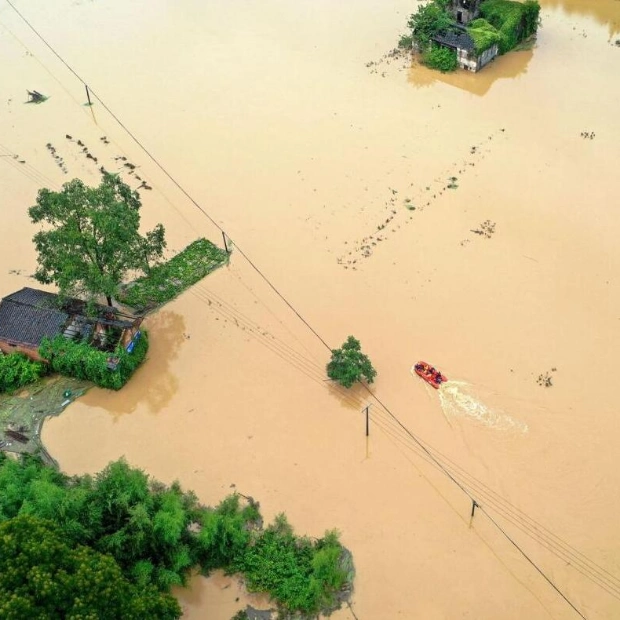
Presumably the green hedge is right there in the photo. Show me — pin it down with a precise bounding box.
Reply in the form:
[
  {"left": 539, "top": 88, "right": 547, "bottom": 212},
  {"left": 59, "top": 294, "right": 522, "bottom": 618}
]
[
  {"left": 480, "top": 0, "right": 540, "bottom": 54},
  {"left": 422, "top": 43, "right": 458, "bottom": 72},
  {"left": 117, "top": 238, "right": 228, "bottom": 313},
  {"left": 0, "top": 353, "right": 48, "bottom": 394},
  {"left": 39, "top": 331, "right": 148, "bottom": 390}
]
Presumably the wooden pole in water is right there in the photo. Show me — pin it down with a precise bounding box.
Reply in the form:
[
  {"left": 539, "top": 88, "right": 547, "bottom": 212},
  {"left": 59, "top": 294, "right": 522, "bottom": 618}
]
[
  {"left": 222, "top": 231, "right": 230, "bottom": 254},
  {"left": 85, "top": 84, "right": 92, "bottom": 106},
  {"left": 469, "top": 500, "right": 479, "bottom": 528}
]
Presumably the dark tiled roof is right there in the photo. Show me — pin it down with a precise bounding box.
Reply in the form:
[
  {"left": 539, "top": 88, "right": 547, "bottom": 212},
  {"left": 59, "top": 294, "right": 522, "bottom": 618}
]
[
  {"left": 3, "top": 287, "right": 60, "bottom": 309},
  {"left": 0, "top": 299, "right": 68, "bottom": 347},
  {"left": 433, "top": 29, "right": 475, "bottom": 52}
]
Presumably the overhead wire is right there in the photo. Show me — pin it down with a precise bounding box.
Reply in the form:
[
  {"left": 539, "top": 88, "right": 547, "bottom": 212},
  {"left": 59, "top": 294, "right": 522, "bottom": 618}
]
[
  {"left": 3, "top": 1, "right": 613, "bottom": 615},
  {"left": 0, "top": 143, "right": 60, "bottom": 190}
]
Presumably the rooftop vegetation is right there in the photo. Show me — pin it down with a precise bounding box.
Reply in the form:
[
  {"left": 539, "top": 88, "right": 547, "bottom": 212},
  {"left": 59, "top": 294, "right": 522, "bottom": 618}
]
[
  {"left": 479, "top": 0, "right": 541, "bottom": 54},
  {"left": 117, "top": 238, "right": 228, "bottom": 313}
]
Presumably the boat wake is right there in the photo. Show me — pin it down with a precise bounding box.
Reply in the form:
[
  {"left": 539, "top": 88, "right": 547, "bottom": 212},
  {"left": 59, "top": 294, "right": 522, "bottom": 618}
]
[{"left": 438, "top": 381, "right": 528, "bottom": 433}]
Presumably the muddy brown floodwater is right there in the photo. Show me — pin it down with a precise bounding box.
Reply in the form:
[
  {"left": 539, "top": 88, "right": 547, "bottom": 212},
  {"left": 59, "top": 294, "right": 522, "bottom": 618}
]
[{"left": 2, "top": 0, "right": 620, "bottom": 617}]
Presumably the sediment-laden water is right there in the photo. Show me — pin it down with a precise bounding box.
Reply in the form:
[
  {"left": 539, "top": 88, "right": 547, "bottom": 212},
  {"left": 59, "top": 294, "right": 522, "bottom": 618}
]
[{"left": 1, "top": 0, "right": 619, "bottom": 617}]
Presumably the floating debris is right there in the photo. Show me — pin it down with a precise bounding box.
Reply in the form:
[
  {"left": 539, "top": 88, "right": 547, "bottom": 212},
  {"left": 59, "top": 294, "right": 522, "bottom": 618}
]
[
  {"left": 471, "top": 220, "right": 496, "bottom": 239},
  {"left": 26, "top": 90, "right": 47, "bottom": 104}
]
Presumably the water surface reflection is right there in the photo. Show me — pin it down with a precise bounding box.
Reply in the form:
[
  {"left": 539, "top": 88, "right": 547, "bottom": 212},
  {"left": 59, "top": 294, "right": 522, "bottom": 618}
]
[{"left": 79, "top": 310, "right": 185, "bottom": 417}]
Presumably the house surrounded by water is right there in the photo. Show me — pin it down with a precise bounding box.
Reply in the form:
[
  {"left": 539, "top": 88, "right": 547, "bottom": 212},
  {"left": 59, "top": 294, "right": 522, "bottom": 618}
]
[
  {"left": 0, "top": 287, "right": 142, "bottom": 362},
  {"left": 432, "top": 25, "right": 499, "bottom": 72}
]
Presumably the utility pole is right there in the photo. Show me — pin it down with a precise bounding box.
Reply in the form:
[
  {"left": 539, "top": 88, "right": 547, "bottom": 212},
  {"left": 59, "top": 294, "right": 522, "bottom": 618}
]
[
  {"left": 363, "top": 404, "right": 370, "bottom": 436},
  {"left": 85, "top": 84, "right": 92, "bottom": 106},
  {"left": 222, "top": 231, "right": 230, "bottom": 254}
]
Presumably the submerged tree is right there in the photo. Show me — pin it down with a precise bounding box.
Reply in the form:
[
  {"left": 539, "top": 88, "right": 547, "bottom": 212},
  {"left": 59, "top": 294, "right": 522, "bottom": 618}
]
[
  {"left": 327, "top": 336, "right": 377, "bottom": 389},
  {"left": 29, "top": 173, "right": 166, "bottom": 307}
]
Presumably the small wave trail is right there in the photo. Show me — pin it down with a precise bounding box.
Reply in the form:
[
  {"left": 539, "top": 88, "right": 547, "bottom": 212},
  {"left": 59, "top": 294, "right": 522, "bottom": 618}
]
[{"left": 438, "top": 380, "right": 528, "bottom": 433}]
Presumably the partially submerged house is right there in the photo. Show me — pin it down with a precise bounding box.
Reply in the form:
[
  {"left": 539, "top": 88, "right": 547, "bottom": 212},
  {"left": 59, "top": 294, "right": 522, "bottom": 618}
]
[
  {"left": 432, "top": 26, "right": 499, "bottom": 72},
  {"left": 0, "top": 287, "right": 142, "bottom": 362}
]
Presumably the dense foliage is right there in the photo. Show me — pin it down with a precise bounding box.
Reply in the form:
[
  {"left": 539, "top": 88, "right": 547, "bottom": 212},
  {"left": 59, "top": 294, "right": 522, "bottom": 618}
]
[
  {"left": 407, "top": 0, "right": 453, "bottom": 50},
  {"left": 467, "top": 18, "right": 502, "bottom": 54},
  {"left": 422, "top": 43, "right": 459, "bottom": 71},
  {"left": 29, "top": 173, "right": 166, "bottom": 307},
  {"left": 117, "top": 238, "right": 228, "bottom": 313},
  {"left": 479, "top": 0, "right": 540, "bottom": 53},
  {"left": 39, "top": 330, "right": 148, "bottom": 390},
  {"left": 327, "top": 336, "right": 377, "bottom": 388},
  {"left": 0, "top": 454, "right": 353, "bottom": 616},
  {"left": 0, "top": 352, "right": 47, "bottom": 393},
  {"left": 0, "top": 515, "right": 180, "bottom": 619},
  {"left": 233, "top": 515, "right": 349, "bottom": 615}
]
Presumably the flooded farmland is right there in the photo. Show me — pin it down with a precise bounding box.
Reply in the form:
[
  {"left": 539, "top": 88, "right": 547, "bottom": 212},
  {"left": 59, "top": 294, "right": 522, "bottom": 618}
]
[{"left": 1, "top": 0, "right": 620, "bottom": 617}]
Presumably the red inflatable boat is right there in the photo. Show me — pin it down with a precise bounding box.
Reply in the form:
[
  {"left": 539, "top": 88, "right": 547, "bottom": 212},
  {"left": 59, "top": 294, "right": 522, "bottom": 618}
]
[{"left": 414, "top": 361, "right": 447, "bottom": 389}]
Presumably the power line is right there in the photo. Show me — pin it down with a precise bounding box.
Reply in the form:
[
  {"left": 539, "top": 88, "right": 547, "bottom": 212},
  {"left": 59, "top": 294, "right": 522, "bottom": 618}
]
[{"left": 2, "top": 3, "right": 603, "bottom": 616}]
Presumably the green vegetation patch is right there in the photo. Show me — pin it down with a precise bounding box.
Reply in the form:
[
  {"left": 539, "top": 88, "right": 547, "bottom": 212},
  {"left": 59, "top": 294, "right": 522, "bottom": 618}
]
[
  {"left": 407, "top": 0, "right": 453, "bottom": 50},
  {"left": 422, "top": 43, "right": 458, "bottom": 72},
  {"left": 0, "top": 455, "right": 354, "bottom": 618},
  {"left": 233, "top": 516, "right": 351, "bottom": 616},
  {"left": 117, "top": 238, "right": 228, "bottom": 313},
  {"left": 0, "top": 352, "right": 48, "bottom": 394},
  {"left": 467, "top": 18, "right": 502, "bottom": 54},
  {"left": 479, "top": 0, "right": 540, "bottom": 54},
  {"left": 39, "top": 330, "right": 148, "bottom": 391}
]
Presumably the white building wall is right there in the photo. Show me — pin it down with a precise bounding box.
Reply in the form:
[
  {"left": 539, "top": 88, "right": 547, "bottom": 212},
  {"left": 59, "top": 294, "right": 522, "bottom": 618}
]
[{"left": 457, "top": 44, "right": 498, "bottom": 73}]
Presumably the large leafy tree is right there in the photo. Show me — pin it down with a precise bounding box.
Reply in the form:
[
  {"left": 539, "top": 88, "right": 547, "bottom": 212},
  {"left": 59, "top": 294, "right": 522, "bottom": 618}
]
[
  {"left": 327, "top": 336, "right": 377, "bottom": 388},
  {"left": 29, "top": 173, "right": 166, "bottom": 306},
  {"left": 0, "top": 515, "right": 181, "bottom": 619},
  {"left": 407, "top": 0, "right": 454, "bottom": 49}
]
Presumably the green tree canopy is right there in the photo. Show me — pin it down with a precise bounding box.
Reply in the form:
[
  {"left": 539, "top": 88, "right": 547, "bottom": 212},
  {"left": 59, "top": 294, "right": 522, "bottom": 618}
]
[
  {"left": 0, "top": 515, "right": 181, "bottom": 619},
  {"left": 327, "top": 336, "right": 377, "bottom": 388},
  {"left": 407, "top": 0, "right": 453, "bottom": 50},
  {"left": 29, "top": 173, "right": 166, "bottom": 307},
  {"left": 0, "top": 453, "right": 354, "bottom": 616}
]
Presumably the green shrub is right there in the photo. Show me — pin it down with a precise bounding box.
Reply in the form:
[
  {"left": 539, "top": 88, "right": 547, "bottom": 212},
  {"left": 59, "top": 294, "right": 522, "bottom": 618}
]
[
  {"left": 0, "top": 352, "right": 47, "bottom": 393},
  {"left": 232, "top": 515, "right": 349, "bottom": 616},
  {"left": 422, "top": 44, "right": 458, "bottom": 72},
  {"left": 39, "top": 331, "right": 148, "bottom": 390},
  {"left": 398, "top": 34, "right": 414, "bottom": 50}
]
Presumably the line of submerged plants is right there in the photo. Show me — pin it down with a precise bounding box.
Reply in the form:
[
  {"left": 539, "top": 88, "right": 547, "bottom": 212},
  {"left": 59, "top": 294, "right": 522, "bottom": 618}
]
[{"left": 0, "top": 453, "right": 353, "bottom": 619}]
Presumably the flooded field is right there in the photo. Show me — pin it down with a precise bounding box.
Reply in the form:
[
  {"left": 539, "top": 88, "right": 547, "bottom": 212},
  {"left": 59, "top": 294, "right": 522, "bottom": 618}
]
[{"left": 2, "top": 0, "right": 620, "bottom": 617}]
